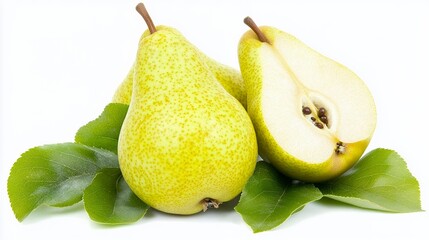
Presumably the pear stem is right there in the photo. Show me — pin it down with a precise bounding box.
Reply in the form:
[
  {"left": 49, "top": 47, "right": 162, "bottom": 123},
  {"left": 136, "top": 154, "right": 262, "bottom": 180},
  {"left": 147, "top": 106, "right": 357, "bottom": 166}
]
[
  {"left": 243, "top": 16, "right": 270, "bottom": 44},
  {"left": 136, "top": 2, "right": 156, "bottom": 34}
]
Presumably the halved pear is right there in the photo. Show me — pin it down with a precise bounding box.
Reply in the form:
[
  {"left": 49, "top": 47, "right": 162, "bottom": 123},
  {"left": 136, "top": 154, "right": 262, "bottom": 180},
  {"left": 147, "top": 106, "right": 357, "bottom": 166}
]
[{"left": 239, "top": 17, "right": 376, "bottom": 182}]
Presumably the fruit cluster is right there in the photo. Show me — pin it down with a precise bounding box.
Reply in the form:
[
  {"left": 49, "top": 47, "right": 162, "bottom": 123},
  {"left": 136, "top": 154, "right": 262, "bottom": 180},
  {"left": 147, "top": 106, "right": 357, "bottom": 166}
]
[
  {"left": 115, "top": 2, "right": 377, "bottom": 212},
  {"left": 7, "top": 2, "right": 421, "bottom": 233}
]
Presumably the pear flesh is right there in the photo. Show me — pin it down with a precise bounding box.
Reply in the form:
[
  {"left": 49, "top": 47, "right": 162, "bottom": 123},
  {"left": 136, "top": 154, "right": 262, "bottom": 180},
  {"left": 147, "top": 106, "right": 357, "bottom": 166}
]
[
  {"left": 239, "top": 24, "right": 376, "bottom": 182},
  {"left": 119, "top": 27, "right": 257, "bottom": 215}
]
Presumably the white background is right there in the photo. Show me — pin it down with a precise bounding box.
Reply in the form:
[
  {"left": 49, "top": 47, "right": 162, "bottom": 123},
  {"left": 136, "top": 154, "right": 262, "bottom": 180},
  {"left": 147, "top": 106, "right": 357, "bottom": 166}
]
[{"left": 1, "top": 0, "right": 429, "bottom": 239}]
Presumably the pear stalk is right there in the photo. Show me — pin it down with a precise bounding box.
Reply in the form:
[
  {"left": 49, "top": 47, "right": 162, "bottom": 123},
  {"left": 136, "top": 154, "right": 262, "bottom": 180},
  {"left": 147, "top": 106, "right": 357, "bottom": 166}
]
[
  {"left": 244, "top": 17, "right": 270, "bottom": 44},
  {"left": 136, "top": 2, "right": 156, "bottom": 34}
]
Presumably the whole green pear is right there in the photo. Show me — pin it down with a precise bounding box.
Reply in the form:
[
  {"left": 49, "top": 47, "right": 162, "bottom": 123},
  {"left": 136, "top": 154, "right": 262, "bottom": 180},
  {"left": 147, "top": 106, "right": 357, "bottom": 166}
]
[{"left": 118, "top": 4, "right": 257, "bottom": 215}]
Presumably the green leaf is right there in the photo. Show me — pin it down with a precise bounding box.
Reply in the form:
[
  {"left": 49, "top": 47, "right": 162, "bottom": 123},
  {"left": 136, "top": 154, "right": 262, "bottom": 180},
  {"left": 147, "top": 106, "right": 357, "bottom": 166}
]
[
  {"left": 235, "top": 161, "right": 323, "bottom": 233},
  {"left": 75, "top": 103, "right": 129, "bottom": 154},
  {"left": 84, "top": 168, "right": 149, "bottom": 224},
  {"left": 318, "top": 148, "right": 421, "bottom": 213},
  {"left": 7, "top": 143, "right": 119, "bottom": 221}
]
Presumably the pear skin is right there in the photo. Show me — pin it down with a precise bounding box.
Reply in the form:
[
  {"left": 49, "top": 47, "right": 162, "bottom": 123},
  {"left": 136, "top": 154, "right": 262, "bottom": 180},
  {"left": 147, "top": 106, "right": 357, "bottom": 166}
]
[{"left": 112, "top": 63, "right": 135, "bottom": 104}]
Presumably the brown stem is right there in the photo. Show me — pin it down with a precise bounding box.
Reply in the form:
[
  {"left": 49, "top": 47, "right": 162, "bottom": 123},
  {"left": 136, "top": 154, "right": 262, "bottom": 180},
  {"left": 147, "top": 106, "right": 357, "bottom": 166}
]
[
  {"left": 136, "top": 2, "right": 156, "bottom": 34},
  {"left": 243, "top": 16, "right": 270, "bottom": 44}
]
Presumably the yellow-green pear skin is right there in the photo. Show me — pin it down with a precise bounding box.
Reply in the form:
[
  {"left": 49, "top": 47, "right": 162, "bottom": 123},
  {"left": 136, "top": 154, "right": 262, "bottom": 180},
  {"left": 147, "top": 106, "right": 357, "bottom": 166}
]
[
  {"left": 118, "top": 28, "right": 257, "bottom": 215},
  {"left": 202, "top": 55, "right": 247, "bottom": 109},
  {"left": 239, "top": 25, "right": 376, "bottom": 182},
  {"left": 112, "top": 26, "right": 246, "bottom": 108},
  {"left": 112, "top": 63, "right": 135, "bottom": 104}
]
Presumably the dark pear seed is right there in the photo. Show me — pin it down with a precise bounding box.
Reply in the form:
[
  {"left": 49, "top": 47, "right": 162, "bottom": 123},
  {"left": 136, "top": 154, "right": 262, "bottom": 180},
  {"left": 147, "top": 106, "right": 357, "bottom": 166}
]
[
  {"left": 318, "top": 107, "right": 327, "bottom": 117},
  {"left": 302, "top": 107, "right": 312, "bottom": 115},
  {"left": 311, "top": 117, "right": 316, "bottom": 122},
  {"left": 320, "top": 116, "right": 328, "bottom": 124},
  {"left": 315, "top": 122, "right": 324, "bottom": 129}
]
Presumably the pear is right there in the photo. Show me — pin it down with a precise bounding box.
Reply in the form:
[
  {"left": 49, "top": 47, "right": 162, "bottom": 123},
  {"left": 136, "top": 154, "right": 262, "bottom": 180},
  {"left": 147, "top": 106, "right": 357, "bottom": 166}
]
[
  {"left": 118, "top": 3, "right": 257, "bottom": 215},
  {"left": 112, "top": 30, "right": 246, "bottom": 108},
  {"left": 238, "top": 17, "right": 376, "bottom": 182}
]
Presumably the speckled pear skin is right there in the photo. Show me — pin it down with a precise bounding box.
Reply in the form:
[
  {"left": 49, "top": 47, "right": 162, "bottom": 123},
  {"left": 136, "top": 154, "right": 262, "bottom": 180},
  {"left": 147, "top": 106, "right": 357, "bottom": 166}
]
[
  {"left": 118, "top": 28, "right": 257, "bottom": 215},
  {"left": 112, "top": 62, "right": 135, "bottom": 104},
  {"left": 112, "top": 26, "right": 246, "bottom": 108}
]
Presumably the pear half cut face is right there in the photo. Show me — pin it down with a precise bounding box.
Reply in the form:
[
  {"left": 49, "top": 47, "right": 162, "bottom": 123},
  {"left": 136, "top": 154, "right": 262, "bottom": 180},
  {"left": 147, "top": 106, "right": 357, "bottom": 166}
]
[
  {"left": 261, "top": 38, "right": 376, "bottom": 164},
  {"left": 241, "top": 27, "right": 377, "bottom": 182}
]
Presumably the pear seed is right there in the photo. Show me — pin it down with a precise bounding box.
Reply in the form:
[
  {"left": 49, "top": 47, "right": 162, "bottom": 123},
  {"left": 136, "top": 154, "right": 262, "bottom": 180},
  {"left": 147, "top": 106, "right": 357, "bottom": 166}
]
[
  {"left": 302, "top": 107, "right": 312, "bottom": 115},
  {"left": 311, "top": 117, "right": 316, "bottom": 122},
  {"left": 318, "top": 107, "right": 327, "bottom": 117},
  {"left": 320, "top": 116, "right": 328, "bottom": 125},
  {"left": 315, "top": 122, "right": 324, "bottom": 129}
]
